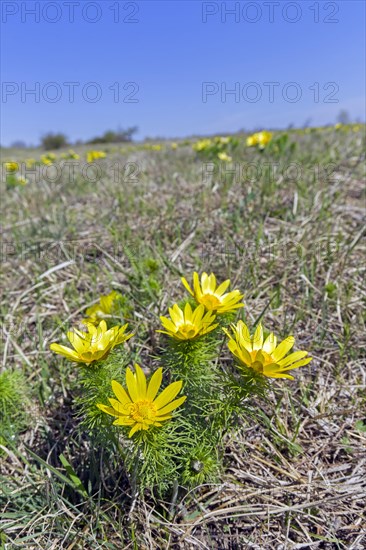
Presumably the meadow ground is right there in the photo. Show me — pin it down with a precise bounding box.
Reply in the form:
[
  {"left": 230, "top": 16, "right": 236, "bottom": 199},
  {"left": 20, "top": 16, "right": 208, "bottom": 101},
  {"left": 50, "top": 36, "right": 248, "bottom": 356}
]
[{"left": 1, "top": 126, "right": 365, "bottom": 549}]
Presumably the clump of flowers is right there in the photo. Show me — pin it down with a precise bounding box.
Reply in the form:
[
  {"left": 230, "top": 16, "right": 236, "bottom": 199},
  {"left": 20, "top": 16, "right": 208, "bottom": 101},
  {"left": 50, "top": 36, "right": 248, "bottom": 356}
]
[
  {"left": 4, "top": 163, "right": 28, "bottom": 187},
  {"left": 246, "top": 130, "right": 272, "bottom": 149},
  {"left": 192, "top": 136, "right": 238, "bottom": 161},
  {"left": 4, "top": 162, "right": 19, "bottom": 173},
  {"left": 217, "top": 152, "right": 232, "bottom": 162},
  {"left": 86, "top": 150, "right": 107, "bottom": 163},
  {"left": 61, "top": 149, "right": 80, "bottom": 160},
  {"left": 50, "top": 271, "right": 312, "bottom": 496},
  {"left": 41, "top": 153, "right": 57, "bottom": 165}
]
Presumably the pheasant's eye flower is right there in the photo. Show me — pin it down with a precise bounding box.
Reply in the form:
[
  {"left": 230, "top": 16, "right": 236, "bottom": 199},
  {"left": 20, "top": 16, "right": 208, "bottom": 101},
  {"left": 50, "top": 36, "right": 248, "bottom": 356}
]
[
  {"left": 217, "top": 152, "right": 232, "bottom": 162},
  {"left": 16, "top": 176, "right": 28, "bottom": 186},
  {"left": 246, "top": 135, "right": 258, "bottom": 147},
  {"left": 50, "top": 320, "right": 133, "bottom": 364},
  {"left": 181, "top": 272, "right": 244, "bottom": 314},
  {"left": 5, "top": 162, "right": 19, "bottom": 173},
  {"left": 158, "top": 303, "right": 218, "bottom": 340},
  {"left": 246, "top": 131, "right": 272, "bottom": 148},
  {"left": 257, "top": 131, "right": 272, "bottom": 148},
  {"left": 97, "top": 364, "right": 186, "bottom": 437},
  {"left": 84, "top": 290, "right": 123, "bottom": 324},
  {"left": 224, "top": 321, "right": 312, "bottom": 379},
  {"left": 86, "top": 150, "right": 106, "bottom": 163}
]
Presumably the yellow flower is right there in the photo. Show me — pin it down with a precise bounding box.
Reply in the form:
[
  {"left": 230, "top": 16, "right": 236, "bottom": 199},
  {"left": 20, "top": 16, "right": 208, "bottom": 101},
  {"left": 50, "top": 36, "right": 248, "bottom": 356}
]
[
  {"left": 246, "top": 131, "right": 272, "bottom": 148},
  {"left": 84, "top": 290, "right": 122, "bottom": 324},
  {"left": 193, "top": 139, "right": 212, "bottom": 152},
  {"left": 171, "top": 142, "right": 178, "bottom": 150},
  {"left": 246, "top": 135, "right": 258, "bottom": 147},
  {"left": 16, "top": 176, "right": 27, "bottom": 186},
  {"left": 25, "top": 158, "right": 36, "bottom": 168},
  {"left": 86, "top": 150, "right": 106, "bottom": 163},
  {"left": 5, "top": 162, "right": 19, "bottom": 172},
  {"left": 158, "top": 303, "right": 218, "bottom": 340},
  {"left": 257, "top": 131, "right": 272, "bottom": 148},
  {"left": 97, "top": 364, "right": 186, "bottom": 437},
  {"left": 217, "top": 152, "right": 232, "bottom": 162},
  {"left": 41, "top": 154, "right": 56, "bottom": 165},
  {"left": 182, "top": 272, "right": 244, "bottom": 314},
  {"left": 224, "top": 321, "right": 312, "bottom": 379},
  {"left": 50, "top": 320, "right": 133, "bottom": 364}
]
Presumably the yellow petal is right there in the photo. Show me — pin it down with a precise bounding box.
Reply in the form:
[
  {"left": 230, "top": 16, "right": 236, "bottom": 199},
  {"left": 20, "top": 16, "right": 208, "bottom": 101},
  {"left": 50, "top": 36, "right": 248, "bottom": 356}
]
[
  {"left": 215, "top": 279, "right": 230, "bottom": 296},
  {"left": 112, "top": 380, "right": 131, "bottom": 405},
  {"left": 125, "top": 367, "right": 139, "bottom": 402},
  {"left": 128, "top": 423, "right": 142, "bottom": 437},
  {"left": 271, "top": 336, "right": 295, "bottom": 362},
  {"left": 97, "top": 403, "right": 118, "bottom": 417},
  {"left": 181, "top": 277, "right": 194, "bottom": 296},
  {"left": 155, "top": 395, "right": 186, "bottom": 416},
  {"left": 134, "top": 363, "right": 147, "bottom": 400},
  {"left": 169, "top": 304, "right": 184, "bottom": 325},
  {"left": 193, "top": 272, "right": 202, "bottom": 298},
  {"left": 49, "top": 343, "right": 82, "bottom": 362},
  {"left": 159, "top": 317, "right": 178, "bottom": 333},
  {"left": 146, "top": 368, "right": 163, "bottom": 401},
  {"left": 278, "top": 350, "right": 308, "bottom": 367},
  {"left": 263, "top": 333, "right": 277, "bottom": 354},
  {"left": 108, "top": 397, "right": 130, "bottom": 414},
  {"left": 184, "top": 302, "right": 193, "bottom": 321},
  {"left": 280, "top": 357, "right": 312, "bottom": 372},
  {"left": 153, "top": 380, "right": 183, "bottom": 410},
  {"left": 252, "top": 324, "right": 263, "bottom": 350}
]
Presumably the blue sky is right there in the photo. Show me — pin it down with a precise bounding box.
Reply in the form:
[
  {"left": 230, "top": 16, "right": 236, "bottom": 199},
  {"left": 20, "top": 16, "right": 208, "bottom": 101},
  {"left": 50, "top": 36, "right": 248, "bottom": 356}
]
[{"left": 1, "top": 0, "right": 365, "bottom": 145}]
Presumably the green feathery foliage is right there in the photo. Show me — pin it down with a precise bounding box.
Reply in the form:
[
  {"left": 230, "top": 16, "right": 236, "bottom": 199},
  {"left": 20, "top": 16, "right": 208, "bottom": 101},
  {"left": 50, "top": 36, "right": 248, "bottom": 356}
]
[{"left": 0, "top": 369, "right": 31, "bottom": 448}]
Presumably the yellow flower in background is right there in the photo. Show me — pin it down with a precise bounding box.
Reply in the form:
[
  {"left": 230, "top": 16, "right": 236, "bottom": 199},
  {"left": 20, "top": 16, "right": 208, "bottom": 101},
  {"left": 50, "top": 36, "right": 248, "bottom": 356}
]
[
  {"left": 246, "top": 131, "right": 272, "bottom": 149},
  {"left": 171, "top": 142, "right": 178, "bottom": 150},
  {"left": 97, "top": 364, "right": 186, "bottom": 437},
  {"left": 217, "top": 152, "right": 232, "bottom": 162},
  {"left": 61, "top": 149, "right": 80, "bottom": 160},
  {"left": 25, "top": 158, "right": 36, "bottom": 168},
  {"left": 246, "top": 134, "right": 258, "bottom": 147},
  {"left": 158, "top": 303, "right": 218, "bottom": 340},
  {"left": 41, "top": 153, "right": 56, "bottom": 165},
  {"left": 5, "top": 162, "right": 19, "bottom": 172},
  {"left": 257, "top": 131, "right": 272, "bottom": 147},
  {"left": 224, "top": 321, "right": 312, "bottom": 379},
  {"left": 182, "top": 272, "right": 244, "bottom": 314},
  {"left": 16, "top": 176, "right": 28, "bottom": 186},
  {"left": 86, "top": 150, "right": 106, "bottom": 163},
  {"left": 84, "top": 290, "right": 123, "bottom": 324},
  {"left": 50, "top": 320, "right": 133, "bottom": 364},
  {"left": 193, "top": 138, "right": 212, "bottom": 152}
]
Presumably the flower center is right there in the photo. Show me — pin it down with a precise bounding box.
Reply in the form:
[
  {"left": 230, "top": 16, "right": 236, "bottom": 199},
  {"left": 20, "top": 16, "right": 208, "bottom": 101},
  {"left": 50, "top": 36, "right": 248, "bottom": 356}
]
[
  {"left": 178, "top": 323, "right": 198, "bottom": 339},
  {"left": 200, "top": 294, "right": 221, "bottom": 310},
  {"left": 129, "top": 400, "right": 157, "bottom": 423}
]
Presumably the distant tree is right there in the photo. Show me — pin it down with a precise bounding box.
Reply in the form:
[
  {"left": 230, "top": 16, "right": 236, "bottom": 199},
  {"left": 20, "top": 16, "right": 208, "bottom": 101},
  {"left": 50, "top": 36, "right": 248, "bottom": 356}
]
[
  {"left": 87, "top": 126, "right": 138, "bottom": 144},
  {"left": 337, "top": 110, "right": 351, "bottom": 125},
  {"left": 41, "top": 132, "right": 68, "bottom": 150}
]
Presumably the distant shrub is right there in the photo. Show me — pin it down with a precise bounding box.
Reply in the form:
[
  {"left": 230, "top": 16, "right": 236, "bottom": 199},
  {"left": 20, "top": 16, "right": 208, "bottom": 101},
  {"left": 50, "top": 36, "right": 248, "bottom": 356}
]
[
  {"left": 41, "top": 132, "right": 69, "bottom": 150},
  {"left": 87, "top": 127, "right": 138, "bottom": 144}
]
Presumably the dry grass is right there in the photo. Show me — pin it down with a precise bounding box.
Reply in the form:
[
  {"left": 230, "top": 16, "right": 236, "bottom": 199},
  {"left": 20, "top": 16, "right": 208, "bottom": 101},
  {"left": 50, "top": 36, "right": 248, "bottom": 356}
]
[{"left": 1, "top": 127, "right": 365, "bottom": 549}]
